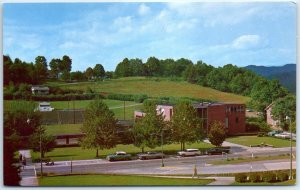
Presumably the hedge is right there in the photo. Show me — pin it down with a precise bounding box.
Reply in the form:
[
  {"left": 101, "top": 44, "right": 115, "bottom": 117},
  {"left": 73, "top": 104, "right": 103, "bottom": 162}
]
[
  {"left": 107, "top": 93, "right": 148, "bottom": 103},
  {"left": 235, "top": 173, "right": 247, "bottom": 183},
  {"left": 261, "top": 172, "right": 276, "bottom": 183},
  {"left": 248, "top": 172, "right": 261, "bottom": 182},
  {"left": 277, "top": 172, "right": 289, "bottom": 182}
]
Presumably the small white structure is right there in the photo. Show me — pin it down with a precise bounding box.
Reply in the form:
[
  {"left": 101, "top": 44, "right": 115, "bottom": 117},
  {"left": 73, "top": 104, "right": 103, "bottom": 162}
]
[
  {"left": 31, "top": 86, "right": 49, "bottom": 95},
  {"left": 37, "top": 102, "right": 54, "bottom": 112}
]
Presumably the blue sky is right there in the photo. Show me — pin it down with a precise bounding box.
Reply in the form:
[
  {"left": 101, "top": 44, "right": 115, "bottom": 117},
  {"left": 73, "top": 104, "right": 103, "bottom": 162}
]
[{"left": 3, "top": 2, "right": 296, "bottom": 71}]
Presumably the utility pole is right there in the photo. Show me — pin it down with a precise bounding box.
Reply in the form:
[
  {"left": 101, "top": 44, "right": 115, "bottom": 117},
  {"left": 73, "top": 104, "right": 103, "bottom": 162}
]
[
  {"left": 73, "top": 97, "right": 75, "bottom": 124},
  {"left": 123, "top": 100, "right": 125, "bottom": 120},
  {"left": 40, "top": 126, "right": 43, "bottom": 178},
  {"left": 161, "top": 130, "right": 164, "bottom": 167},
  {"left": 286, "top": 116, "right": 293, "bottom": 179}
]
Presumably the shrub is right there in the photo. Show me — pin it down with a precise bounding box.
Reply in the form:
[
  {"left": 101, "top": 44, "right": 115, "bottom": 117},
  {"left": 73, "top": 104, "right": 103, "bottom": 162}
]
[
  {"left": 133, "top": 94, "right": 148, "bottom": 103},
  {"left": 235, "top": 173, "right": 247, "bottom": 183},
  {"left": 293, "top": 172, "right": 296, "bottom": 179},
  {"left": 277, "top": 172, "right": 289, "bottom": 182},
  {"left": 262, "top": 172, "right": 276, "bottom": 182},
  {"left": 257, "top": 132, "right": 266, "bottom": 137},
  {"left": 249, "top": 173, "right": 261, "bottom": 182}
]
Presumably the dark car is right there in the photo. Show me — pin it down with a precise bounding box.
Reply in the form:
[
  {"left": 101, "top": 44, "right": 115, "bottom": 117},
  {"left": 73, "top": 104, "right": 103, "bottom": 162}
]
[
  {"left": 137, "top": 152, "right": 164, "bottom": 160},
  {"left": 106, "top": 151, "right": 132, "bottom": 161},
  {"left": 206, "top": 147, "right": 230, "bottom": 155}
]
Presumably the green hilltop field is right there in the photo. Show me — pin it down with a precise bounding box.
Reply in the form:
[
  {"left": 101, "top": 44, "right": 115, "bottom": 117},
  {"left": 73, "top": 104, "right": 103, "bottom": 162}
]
[{"left": 49, "top": 77, "right": 250, "bottom": 104}]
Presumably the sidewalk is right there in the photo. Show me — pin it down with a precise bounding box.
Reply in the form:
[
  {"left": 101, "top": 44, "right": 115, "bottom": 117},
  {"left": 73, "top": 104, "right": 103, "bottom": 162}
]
[{"left": 19, "top": 150, "right": 39, "bottom": 186}]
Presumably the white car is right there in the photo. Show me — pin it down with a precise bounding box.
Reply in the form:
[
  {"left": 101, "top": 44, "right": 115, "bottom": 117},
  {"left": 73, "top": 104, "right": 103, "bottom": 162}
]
[
  {"left": 37, "top": 102, "right": 55, "bottom": 112},
  {"left": 177, "top": 149, "right": 201, "bottom": 157},
  {"left": 275, "top": 132, "right": 291, "bottom": 139}
]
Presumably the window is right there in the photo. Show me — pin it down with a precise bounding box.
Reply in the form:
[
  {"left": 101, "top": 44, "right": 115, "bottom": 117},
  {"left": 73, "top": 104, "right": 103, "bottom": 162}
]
[
  {"left": 236, "top": 117, "right": 239, "bottom": 124},
  {"left": 225, "top": 117, "right": 228, "bottom": 128}
]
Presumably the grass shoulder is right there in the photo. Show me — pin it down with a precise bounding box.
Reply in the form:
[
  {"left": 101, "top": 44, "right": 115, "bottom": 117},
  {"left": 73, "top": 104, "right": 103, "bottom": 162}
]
[
  {"left": 208, "top": 154, "right": 293, "bottom": 165},
  {"left": 38, "top": 174, "right": 214, "bottom": 186},
  {"left": 226, "top": 135, "right": 296, "bottom": 148}
]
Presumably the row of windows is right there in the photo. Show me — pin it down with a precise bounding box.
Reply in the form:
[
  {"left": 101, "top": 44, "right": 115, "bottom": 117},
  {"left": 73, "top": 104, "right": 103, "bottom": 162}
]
[{"left": 226, "top": 106, "right": 244, "bottom": 113}]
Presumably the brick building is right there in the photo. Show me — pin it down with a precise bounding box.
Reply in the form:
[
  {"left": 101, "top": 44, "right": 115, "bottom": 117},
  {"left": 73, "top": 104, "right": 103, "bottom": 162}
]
[{"left": 134, "top": 102, "right": 246, "bottom": 135}]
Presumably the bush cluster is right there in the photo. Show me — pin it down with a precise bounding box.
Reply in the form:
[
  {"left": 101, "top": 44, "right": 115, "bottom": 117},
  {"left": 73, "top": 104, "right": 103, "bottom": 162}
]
[
  {"left": 235, "top": 171, "right": 293, "bottom": 183},
  {"left": 235, "top": 174, "right": 247, "bottom": 183}
]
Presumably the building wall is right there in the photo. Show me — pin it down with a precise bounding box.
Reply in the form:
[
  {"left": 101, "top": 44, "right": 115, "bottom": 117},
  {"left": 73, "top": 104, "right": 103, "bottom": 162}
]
[
  {"left": 134, "top": 103, "right": 246, "bottom": 135},
  {"left": 266, "top": 106, "right": 279, "bottom": 127},
  {"left": 224, "top": 104, "right": 246, "bottom": 135},
  {"left": 156, "top": 105, "right": 173, "bottom": 121}
]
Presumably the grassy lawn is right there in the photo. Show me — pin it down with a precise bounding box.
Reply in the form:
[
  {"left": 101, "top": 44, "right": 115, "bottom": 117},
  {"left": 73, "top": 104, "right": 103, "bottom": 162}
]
[
  {"left": 49, "top": 99, "right": 139, "bottom": 109},
  {"left": 4, "top": 99, "right": 143, "bottom": 120},
  {"left": 232, "top": 179, "right": 296, "bottom": 185},
  {"left": 45, "top": 124, "right": 82, "bottom": 135},
  {"left": 39, "top": 174, "right": 214, "bottom": 186},
  {"left": 226, "top": 136, "right": 296, "bottom": 147},
  {"left": 31, "top": 142, "right": 214, "bottom": 162},
  {"left": 208, "top": 154, "right": 293, "bottom": 165},
  {"left": 60, "top": 77, "right": 250, "bottom": 103}
]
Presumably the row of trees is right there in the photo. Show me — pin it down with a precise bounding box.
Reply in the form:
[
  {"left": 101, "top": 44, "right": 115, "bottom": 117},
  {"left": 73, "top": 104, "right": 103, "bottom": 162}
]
[
  {"left": 81, "top": 99, "right": 226, "bottom": 157},
  {"left": 3, "top": 55, "right": 110, "bottom": 85},
  {"left": 4, "top": 55, "right": 72, "bottom": 85}
]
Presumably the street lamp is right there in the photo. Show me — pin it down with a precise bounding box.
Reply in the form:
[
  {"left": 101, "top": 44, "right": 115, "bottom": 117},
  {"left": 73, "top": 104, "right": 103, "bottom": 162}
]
[
  {"left": 161, "top": 129, "right": 165, "bottom": 167},
  {"left": 286, "top": 116, "right": 293, "bottom": 179}
]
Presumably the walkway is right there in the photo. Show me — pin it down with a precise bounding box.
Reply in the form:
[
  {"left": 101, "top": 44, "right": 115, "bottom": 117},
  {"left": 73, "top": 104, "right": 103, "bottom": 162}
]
[{"left": 19, "top": 150, "right": 38, "bottom": 186}]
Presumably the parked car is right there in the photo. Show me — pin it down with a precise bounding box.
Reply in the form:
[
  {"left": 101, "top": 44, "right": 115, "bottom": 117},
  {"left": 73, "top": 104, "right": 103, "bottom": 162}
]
[
  {"left": 268, "top": 130, "right": 283, "bottom": 136},
  {"left": 106, "top": 151, "right": 132, "bottom": 161},
  {"left": 137, "top": 152, "right": 164, "bottom": 160},
  {"left": 177, "top": 149, "right": 201, "bottom": 157},
  {"left": 275, "top": 132, "right": 291, "bottom": 139},
  {"left": 206, "top": 147, "right": 230, "bottom": 155},
  {"left": 36, "top": 102, "right": 55, "bottom": 112}
]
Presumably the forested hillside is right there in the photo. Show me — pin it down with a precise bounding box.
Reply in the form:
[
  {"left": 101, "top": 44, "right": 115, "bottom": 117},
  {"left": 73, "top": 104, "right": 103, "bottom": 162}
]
[{"left": 245, "top": 64, "right": 296, "bottom": 94}]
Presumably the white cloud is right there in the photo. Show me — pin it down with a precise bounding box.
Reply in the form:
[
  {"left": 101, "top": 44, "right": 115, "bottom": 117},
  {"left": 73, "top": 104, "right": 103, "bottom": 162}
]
[
  {"left": 232, "top": 35, "right": 261, "bottom": 49},
  {"left": 138, "top": 4, "right": 150, "bottom": 16}
]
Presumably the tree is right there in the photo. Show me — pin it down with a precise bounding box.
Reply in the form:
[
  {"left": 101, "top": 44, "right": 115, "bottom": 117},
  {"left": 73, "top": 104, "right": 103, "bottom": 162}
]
[
  {"left": 93, "top": 64, "right": 105, "bottom": 78},
  {"left": 58, "top": 55, "right": 72, "bottom": 80},
  {"left": 4, "top": 55, "right": 13, "bottom": 85},
  {"left": 80, "top": 99, "right": 118, "bottom": 157},
  {"left": 4, "top": 101, "right": 41, "bottom": 186},
  {"left": 208, "top": 121, "right": 226, "bottom": 147},
  {"left": 71, "top": 71, "right": 86, "bottom": 81},
  {"left": 133, "top": 101, "right": 165, "bottom": 152},
  {"left": 271, "top": 95, "right": 296, "bottom": 130},
  {"left": 115, "top": 58, "right": 131, "bottom": 77},
  {"left": 85, "top": 67, "right": 94, "bottom": 80},
  {"left": 250, "top": 79, "right": 288, "bottom": 112},
  {"left": 171, "top": 101, "right": 204, "bottom": 150},
  {"left": 29, "top": 126, "right": 56, "bottom": 158},
  {"left": 35, "top": 56, "right": 48, "bottom": 81},
  {"left": 49, "top": 58, "right": 61, "bottom": 78},
  {"left": 145, "top": 56, "right": 160, "bottom": 76}
]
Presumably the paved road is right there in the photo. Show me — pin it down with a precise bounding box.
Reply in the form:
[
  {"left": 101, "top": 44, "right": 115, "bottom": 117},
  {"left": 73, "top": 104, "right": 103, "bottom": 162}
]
[{"left": 28, "top": 149, "right": 296, "bottom": 176}]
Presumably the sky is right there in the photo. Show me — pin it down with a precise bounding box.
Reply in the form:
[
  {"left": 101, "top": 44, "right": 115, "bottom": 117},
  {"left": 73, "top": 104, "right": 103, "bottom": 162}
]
[{"left": 3, "top": 2, "right": 297, "bottom": 72}]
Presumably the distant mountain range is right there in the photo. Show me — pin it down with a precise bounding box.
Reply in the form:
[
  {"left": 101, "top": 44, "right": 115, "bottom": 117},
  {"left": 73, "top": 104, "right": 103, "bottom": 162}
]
[{"left": 244, "top": 64, "right": 296, "bottom": 94}]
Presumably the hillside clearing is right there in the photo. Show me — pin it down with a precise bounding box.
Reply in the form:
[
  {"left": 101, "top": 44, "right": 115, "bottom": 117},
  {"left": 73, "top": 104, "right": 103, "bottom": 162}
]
[{"left": 57, "top": 77, "right": 250, "bottom": 103}]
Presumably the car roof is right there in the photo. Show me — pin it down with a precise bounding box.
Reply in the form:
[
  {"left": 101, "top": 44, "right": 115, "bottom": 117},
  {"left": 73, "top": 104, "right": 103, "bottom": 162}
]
[
  {"left": 116, "top": 151, "right": 126, "bottom": 154},
  {"left": 186, "top": 148, "right": 199, "bottom": 151}
]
